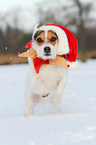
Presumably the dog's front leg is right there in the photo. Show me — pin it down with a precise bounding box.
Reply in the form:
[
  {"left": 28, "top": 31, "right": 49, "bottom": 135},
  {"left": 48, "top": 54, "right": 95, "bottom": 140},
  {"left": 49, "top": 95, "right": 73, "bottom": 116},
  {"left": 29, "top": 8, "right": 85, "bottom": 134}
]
[
  {"left": 54, "top": 78, "right": 67, "bottom": 104},
  {"left": 51, "top": 78, "right": 67, "bottom": 113},
  {"left": 38, "top": 81, "right": 48, "bottom": 97},
  {"left": 56, "top": 78, "right": 67, "bottom": 102},
  {"left": 24, "top": 89, "right": 40, "bottom": 116}
]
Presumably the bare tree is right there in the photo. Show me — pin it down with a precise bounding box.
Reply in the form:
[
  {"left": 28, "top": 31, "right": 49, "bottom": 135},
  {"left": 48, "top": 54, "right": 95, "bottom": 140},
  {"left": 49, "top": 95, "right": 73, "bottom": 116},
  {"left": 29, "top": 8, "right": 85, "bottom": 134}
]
[
  {"left": 36, "top": 0, "right": 95, "bottom": 61},
  {"left": 72, "top": 0, "right": 92, "bottom": 61}
]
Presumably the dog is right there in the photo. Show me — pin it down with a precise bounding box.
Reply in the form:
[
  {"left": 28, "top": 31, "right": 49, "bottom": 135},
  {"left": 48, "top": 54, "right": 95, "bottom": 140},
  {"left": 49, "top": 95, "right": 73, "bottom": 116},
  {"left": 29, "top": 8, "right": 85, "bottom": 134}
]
[{"left": 24, "top": 24, "right": 78, "bottom": 116}]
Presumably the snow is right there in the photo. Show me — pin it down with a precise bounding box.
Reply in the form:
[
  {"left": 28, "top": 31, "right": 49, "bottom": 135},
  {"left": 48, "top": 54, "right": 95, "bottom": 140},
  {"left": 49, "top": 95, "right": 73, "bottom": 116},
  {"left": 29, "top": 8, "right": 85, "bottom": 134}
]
[{"left": 0, "top": 60, "right": 96, "bottom": 145}]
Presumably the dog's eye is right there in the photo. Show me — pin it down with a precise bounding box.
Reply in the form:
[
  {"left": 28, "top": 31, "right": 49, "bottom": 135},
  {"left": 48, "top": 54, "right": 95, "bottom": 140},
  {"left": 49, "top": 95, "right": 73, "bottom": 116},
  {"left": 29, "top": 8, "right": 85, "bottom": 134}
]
[
  {"left": 50, "top": 37, "right": 56, "bottom": 42},
  {"left": 36, "top": 38, "right": 43, "bottom": 43}
]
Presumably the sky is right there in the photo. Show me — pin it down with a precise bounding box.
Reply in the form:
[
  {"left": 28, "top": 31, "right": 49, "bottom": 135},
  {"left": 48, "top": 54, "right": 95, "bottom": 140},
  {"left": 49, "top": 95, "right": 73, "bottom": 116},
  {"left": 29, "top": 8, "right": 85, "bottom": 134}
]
[
  {"left": 0, "top": 0, "right": 95, "bottom": 13},
  {"left": 0, "top": 0, "right": 96, "bottom": 32},
  {"left": 0, "top": 0, "right": 42, "bottom": 32},
  {"left": 0, "top": 0, "right": 41, "bottom": 13}
]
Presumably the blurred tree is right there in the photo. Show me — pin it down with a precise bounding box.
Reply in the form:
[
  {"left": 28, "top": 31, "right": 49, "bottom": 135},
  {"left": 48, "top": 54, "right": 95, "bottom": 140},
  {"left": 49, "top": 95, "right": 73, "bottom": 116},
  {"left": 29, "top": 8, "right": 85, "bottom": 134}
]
[
  {"left": 5, "top": 25, "right": 19, "bottom": 53},
  {"left": 72, "top": 0, "right": 92, "bottom": 62},
  {"left": 0, "top": 1, "right": 96, "bottom": 61},
  {"left": 0, "top": 8, "right": 31, "bottom": 54},
  {"left": 36, "top": 0, "right": 95, "bottom": 62},
  {"left": 0, "top": 29, "right": 6, "bottom": 53},
  {"left": 18, "top": 32, "right": 32, "bottom": 52},
  {"left": 86, "top": 27, "right": 96, "bottom": 51}
]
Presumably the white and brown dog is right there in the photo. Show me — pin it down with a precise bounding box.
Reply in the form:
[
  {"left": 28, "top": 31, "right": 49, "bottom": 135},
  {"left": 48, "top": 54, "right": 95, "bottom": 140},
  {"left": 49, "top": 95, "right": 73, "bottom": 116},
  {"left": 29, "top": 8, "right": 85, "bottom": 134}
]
[{"left": 24, "top": 24, "right": 78, "bottom": 116}]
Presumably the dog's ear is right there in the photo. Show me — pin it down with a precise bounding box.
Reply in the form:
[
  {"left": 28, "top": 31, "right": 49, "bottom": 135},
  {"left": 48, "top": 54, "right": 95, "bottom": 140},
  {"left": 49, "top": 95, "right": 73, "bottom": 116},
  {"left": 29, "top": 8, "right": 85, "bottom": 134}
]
[
  {"left": 34, "top": 23, "right": 40, "bottom": 32},
  {"left": 32, "top": 23, "right": 40, "bottom": 40}
]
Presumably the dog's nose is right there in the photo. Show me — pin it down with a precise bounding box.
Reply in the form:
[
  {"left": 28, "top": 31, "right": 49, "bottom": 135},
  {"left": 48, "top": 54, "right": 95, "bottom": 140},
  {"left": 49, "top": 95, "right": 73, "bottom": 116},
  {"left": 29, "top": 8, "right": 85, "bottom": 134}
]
[{"left": 44, "top": 47, "right": 51, "bottom": 53}]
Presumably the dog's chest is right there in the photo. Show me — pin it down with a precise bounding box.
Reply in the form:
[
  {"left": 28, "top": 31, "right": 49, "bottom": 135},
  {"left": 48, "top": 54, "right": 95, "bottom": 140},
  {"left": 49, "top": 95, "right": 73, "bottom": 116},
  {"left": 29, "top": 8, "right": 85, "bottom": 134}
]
[
  {"left": 38, "top": 65, "right": 61, "bottom": 85},
  {"left": 30, "top": 64, "right": 67, "bottom": 92}
]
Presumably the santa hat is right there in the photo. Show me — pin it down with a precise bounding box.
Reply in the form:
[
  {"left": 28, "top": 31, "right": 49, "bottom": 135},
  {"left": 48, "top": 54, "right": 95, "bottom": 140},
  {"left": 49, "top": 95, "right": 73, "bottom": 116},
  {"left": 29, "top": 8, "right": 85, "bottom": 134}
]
[{"left": 32, "top": 24, "right": 78, "bottom": 69}]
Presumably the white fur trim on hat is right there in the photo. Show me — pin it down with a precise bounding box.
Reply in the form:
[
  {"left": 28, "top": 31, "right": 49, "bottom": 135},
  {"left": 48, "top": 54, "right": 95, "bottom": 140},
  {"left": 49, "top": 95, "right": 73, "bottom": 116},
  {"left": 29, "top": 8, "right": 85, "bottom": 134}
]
[{"left": 33, "top": 24, "right": 69, "bottom": 55}]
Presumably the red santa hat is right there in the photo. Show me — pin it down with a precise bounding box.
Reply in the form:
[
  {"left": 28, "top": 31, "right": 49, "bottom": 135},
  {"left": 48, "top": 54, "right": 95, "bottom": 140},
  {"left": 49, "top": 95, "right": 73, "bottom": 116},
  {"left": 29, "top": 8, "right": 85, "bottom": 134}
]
[{"left": 32, "top": 24, "right": 78, "bottom": 69}]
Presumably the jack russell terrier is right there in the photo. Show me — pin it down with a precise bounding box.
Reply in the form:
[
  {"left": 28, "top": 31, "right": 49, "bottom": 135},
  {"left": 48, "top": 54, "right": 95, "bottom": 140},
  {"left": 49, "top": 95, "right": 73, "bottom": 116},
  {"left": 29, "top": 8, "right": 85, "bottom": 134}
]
[{"left": 19, "top": 24, "right": 78, "bottom": 116}]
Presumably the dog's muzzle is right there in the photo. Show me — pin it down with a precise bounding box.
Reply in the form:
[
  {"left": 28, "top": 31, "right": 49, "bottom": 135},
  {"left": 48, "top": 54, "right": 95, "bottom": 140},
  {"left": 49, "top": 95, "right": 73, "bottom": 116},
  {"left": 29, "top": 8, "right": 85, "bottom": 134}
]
[{"left": 44, "top": 47, "right": 51, "bottom": 56}]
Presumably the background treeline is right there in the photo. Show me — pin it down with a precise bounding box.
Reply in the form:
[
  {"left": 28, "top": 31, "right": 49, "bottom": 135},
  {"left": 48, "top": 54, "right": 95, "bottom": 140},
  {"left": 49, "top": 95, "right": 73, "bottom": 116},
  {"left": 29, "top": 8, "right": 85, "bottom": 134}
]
[{"left": 0, "top": 0, "right": 96, "bottom": 64}]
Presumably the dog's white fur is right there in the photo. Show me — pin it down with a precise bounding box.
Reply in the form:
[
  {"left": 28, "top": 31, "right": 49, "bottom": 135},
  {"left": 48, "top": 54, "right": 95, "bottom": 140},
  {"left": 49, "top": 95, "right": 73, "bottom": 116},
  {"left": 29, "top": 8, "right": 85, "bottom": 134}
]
[{"left": 24, "top": 27, "right": 68, "bottom": 116}]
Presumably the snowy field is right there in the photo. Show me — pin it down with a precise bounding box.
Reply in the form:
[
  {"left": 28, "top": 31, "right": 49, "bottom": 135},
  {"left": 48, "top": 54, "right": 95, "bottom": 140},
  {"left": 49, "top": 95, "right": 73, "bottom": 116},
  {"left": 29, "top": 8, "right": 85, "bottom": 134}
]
[{"left": 0, "top": 60, "right": 96, "bottom": 145}]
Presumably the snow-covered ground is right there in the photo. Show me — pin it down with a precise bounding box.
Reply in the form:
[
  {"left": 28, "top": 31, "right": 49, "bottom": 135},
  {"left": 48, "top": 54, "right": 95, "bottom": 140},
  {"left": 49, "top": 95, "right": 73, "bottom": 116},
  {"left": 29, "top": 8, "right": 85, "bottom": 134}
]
[{"left": 0, "top": 60, "right": 96, "bottom": 145}]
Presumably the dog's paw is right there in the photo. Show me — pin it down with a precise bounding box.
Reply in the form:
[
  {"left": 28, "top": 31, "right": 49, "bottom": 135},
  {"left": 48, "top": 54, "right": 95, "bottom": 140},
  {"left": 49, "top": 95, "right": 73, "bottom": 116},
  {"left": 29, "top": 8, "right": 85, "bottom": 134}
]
[
  {"left": 41, "top": 93, "right": 49, "bottom": 98},
  {"left": 25, "top": 110, "right": 34, "bottom": 116},
  {"left": 56, "top": 91, "right": 62, "bottom": 98},
  {"left": 54, "top": 92, "right": 62, "bottom": 104},
  {"left": 54, "top": 97, "right": 61, "bottom": 104}
]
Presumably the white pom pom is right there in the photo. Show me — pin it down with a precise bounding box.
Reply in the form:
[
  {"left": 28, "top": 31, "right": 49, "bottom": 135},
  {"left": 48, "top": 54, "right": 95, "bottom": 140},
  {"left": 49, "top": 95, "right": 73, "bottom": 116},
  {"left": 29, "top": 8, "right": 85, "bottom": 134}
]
[{"left": 67, "top": 61, "right": 78, "bottom": 69}]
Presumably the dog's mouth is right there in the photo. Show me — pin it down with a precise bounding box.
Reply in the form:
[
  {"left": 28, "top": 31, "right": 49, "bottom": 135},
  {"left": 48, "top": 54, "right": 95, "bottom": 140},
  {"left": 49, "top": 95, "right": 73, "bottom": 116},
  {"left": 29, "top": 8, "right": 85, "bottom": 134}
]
[{"left": 44, "top": 53, "right": 51, "bottom": 56}]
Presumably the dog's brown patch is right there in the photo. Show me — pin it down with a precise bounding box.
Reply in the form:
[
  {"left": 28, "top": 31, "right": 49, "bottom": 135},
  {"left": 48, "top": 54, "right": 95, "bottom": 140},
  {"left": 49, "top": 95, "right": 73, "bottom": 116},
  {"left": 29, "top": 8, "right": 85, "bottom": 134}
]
[
  {"left": 47, "top": 30, "right": 58, "bottom": 46},
  {"left": 34, "top": 30, "right": 45, "bottom": 46},
  {"left": 34, "top": 30, "right": 58, "bottom": 46}
]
